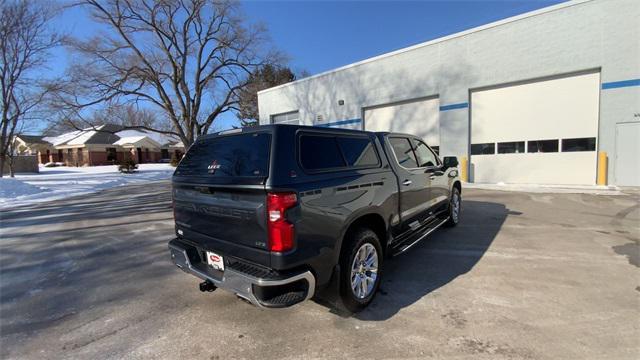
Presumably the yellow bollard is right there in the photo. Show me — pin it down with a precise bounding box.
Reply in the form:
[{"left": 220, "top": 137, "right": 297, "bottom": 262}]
[
  {"left": 597, "top": 151, "right": 607, "bottom": 186},
  {"left": 459, "top": 156, "right": 468, "bottom": 182}
]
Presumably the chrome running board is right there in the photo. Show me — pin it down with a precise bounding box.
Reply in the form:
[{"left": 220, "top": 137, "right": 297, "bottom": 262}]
[{"left": 392, "top": 217, "right": 449, "bottom": 256}]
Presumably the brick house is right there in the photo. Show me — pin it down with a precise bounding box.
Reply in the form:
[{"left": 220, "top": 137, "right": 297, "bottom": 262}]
[
  {"left": 17, "top": 124, "right": 185, "bottom": 166},
  {"left": 13, "top": 135, "right": 58, "bottom": 163}
]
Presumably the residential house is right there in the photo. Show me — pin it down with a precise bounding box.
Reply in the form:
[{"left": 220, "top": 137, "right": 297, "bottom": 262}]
[
  {"left": 13, "top": 135, "right": 57, "bottom": 163},
  {"left": 16, "top": 124, "right": 185, "bottom": 166},
  {"left": 113, "top": 129, "right": 185, "bottom": 164}
]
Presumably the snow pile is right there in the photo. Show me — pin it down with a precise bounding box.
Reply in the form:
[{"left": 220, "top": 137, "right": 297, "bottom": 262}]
[{"left": 0, "top": 164, "right": 175, "bottom": 209}]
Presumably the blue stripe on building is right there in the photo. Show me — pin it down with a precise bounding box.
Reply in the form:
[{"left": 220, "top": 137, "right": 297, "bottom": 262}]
[
  {"left": 439, "top": 102, "right": 469, "bottom": 111},
  {"left": 601, "top": 79, "right": 640, "bottom": 90},
  {"left": 316, "top": 118, "right": 362, "bottom": 128}
]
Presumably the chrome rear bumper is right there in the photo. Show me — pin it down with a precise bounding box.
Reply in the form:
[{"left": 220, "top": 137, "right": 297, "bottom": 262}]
[{"left": 169, "top": 239, "right": 315, "bottom": 308}]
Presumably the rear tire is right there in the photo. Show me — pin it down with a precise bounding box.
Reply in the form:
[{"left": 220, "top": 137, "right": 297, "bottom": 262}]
[
  {"left": 339, "top": 228, "right": 383, "bottom": 313},
  {"left": 445, "top": 187, "right": 461, "bottom": 227}
]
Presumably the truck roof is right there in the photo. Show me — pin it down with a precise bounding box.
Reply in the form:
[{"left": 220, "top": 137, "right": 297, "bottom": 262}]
[{"left": 209, "top": 124, "right": 378, "bottom": 138}]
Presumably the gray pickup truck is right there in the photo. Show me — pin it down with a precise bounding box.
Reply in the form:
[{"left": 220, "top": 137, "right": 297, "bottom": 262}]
[{"left": 169, "top": 124, "right": 461, "bottom": 312}]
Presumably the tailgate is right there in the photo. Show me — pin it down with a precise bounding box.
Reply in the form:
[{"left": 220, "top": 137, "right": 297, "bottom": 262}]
[
  {"left": 173, "top": 184, "right": 268, "bottom": 250},
  {"left": 172, "top": 131, "right": 272, "bottom": 266}
]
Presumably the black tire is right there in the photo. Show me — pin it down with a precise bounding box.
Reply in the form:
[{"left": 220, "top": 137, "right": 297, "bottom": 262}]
[
  {"left": 339, "top": 228, "right": 383, "bottom": 313},
  {"left": 445, "top": 187, "right": 461, "bottom": 227}
]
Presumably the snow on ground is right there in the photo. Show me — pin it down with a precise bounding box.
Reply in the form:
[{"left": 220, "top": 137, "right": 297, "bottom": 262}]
[
  {"left": 0, "top": 178, "right": 50, "bottom": 199},
  {"left": 0, "top": 164, "right": 175, "bottom": 209}
]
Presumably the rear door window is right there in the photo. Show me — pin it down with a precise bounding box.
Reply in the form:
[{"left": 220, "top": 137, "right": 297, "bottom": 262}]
[
  {"left": 299, "top": 135, "right": 345, "bottom": 170},
  {"left": 175, "top": 132, "right": 271, "bottom": 177},
  {"left": 389, "top": 137, "right": 419, "bottom": 168}
]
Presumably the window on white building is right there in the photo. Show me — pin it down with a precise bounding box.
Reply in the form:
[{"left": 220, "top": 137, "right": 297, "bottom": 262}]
[{"left": 271, "top": 111, "right": 300, "bottom": 125}]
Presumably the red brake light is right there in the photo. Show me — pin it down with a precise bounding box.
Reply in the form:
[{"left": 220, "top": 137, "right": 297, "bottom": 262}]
[{"left": 267, "top": 192, "right": 297, "bottom": 252}]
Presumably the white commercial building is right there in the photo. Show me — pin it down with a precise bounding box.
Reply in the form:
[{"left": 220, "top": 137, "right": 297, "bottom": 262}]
[{"left": 257, "top": 0, "right": 640, "bottom": 186}]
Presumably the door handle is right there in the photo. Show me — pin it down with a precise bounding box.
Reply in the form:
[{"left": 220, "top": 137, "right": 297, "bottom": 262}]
[
  {"left": 402, "top": 179, "right": 412, "bottom": 186},
  {"left": 429, "top": 175, "right": 436, "bottom": 180}
]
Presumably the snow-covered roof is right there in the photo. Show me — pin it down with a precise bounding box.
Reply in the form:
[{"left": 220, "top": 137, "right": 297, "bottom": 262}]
[
  {"left": 113, "top": 135, "right": 162, "bottom": 148},
  {"left": 66, "top": 130, "right": 97, "bottom": 145},
  {"left": 113, "top": 135, "right": 146, "bottom": 145},
  {"left": 47, "top": 124, "right": 122, "bottom": 147},
  {"left": 40, "top": 125, "right": 184, "bottom": 149},
  {"left": 43, "top": 130, "right": 83, "bottom": 146},
  {"left": 15, "top": 135, "right": 48, "bottom": 144},
  {"left": 114, "top": 129, "right": 178, "bottom": 146}
]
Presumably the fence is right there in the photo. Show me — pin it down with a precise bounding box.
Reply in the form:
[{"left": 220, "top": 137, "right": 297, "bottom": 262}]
[{"left": 2, "top": 155, "right": 39, "bottom": 174}]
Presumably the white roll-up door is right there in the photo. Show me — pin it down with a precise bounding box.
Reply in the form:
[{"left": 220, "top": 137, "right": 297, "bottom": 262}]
[
  {"left": 364, "top": 97, "right": 440, "bottom": 148},
  {"left": 470, "top": 72, "right": 600, "bottom": 185}
]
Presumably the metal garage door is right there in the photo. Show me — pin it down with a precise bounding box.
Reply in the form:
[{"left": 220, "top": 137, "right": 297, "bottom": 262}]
[
  {"left": 470, "top": 71, "right": 600, "bottom": 185},
  {"left": 364, "top": 97, "right": 440, "bottom": 150}
]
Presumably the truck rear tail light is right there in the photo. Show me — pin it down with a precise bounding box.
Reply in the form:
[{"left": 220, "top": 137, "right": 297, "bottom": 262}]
[{"left": 267, "top": 192, "right": 297, "bottom": 252}]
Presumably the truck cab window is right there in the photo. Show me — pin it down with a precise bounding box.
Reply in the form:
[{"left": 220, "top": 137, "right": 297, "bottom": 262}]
[
  {"left": 389, "top": 137, "right": 419, "bottom": 168},
  {"left": 412, "top": 139, "right": 439, "bottom": 167}
]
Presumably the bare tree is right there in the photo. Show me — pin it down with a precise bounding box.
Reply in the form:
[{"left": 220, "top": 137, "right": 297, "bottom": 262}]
[
  {"left": 56, "top": 0, "right": 281, "bottom": 147},
  {"left": 95, "top": 104, "right": 165, "bottom": 129},
  {"left": 45, "top": 103, "right": 167, "bottom": 136},
  {"left": 6, "top": 119, "right": 34, "bottom": 176},
  {"left": 0, "top": 0, "right": 62, "bottom": 177}
]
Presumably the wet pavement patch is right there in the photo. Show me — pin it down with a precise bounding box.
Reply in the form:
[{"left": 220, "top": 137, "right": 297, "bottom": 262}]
[{"left": 612, "top": 241, "right": 639, "bottom": 267}]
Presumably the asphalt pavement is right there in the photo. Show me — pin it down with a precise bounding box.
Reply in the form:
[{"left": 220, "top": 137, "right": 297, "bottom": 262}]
[{"left": 1, "top": 182, "right": 638, "bottom": 359}]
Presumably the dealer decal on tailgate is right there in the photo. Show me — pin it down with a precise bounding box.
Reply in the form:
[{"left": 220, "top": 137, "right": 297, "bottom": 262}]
[{"left": 206, "top": 251, "right": 224, "bottom": 271}]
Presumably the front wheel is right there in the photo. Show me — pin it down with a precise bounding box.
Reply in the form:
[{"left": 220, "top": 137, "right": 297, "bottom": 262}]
[
  {"left": 339, "top": 228, "right": 383, "bottom": 312},
  {"left": 445, "top": 187, "right": 461, "bottom": 227}
]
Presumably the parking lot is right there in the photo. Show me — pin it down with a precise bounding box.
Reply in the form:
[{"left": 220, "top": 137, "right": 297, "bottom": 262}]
[{"left": 1, "top": 182, "right": 638, "bottom": 359}]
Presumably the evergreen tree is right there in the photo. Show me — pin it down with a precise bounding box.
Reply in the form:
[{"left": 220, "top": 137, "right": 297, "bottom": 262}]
[{"left": 236, "top": 65, "right": 297, "bottom": 127}]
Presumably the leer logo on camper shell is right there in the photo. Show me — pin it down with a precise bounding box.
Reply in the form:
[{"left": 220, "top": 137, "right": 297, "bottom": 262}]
[{"left": 207, "top": 160, "right": 221, "bottom": 174}]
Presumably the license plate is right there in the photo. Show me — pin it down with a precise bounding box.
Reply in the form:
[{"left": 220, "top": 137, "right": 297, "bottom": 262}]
[{"left": 206, "top": 251, "right": 224, "bottom": 271}]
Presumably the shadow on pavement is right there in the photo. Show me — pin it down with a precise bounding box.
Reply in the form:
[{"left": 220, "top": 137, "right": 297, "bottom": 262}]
[
  {"left": 318, "top": 199, "right": 518, "bottom": 321},
  {"left": 0, "top": 182, "right": 175, "bottom": 341},
  {"left": 0, "top": 182, "right": 516, "bottom": 347},
  {"left": 0, "top": 182, "right": 172, "bottom": 228}
]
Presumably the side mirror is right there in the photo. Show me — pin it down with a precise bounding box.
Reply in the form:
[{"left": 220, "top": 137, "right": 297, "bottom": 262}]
[{"left": 442, "top": 156, "right": 459, "bottom": 169}]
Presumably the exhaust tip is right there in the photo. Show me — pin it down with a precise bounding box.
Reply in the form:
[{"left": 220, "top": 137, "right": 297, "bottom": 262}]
[{"left": 199, "top": 281, "right": 217, "bottom": 292}]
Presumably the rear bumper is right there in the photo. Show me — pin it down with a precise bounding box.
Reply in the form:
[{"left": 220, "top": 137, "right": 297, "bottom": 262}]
[{"left": 168, "top": 239, "right": 315, "bottom": 308}]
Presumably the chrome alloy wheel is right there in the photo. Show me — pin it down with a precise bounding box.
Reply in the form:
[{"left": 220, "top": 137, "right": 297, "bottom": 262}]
[
  {"left": 451, "top": 191, "right": 460, "bottom": 223},
  {"left": 350, "top": 243, "right": 379, "bottom": 299}
]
